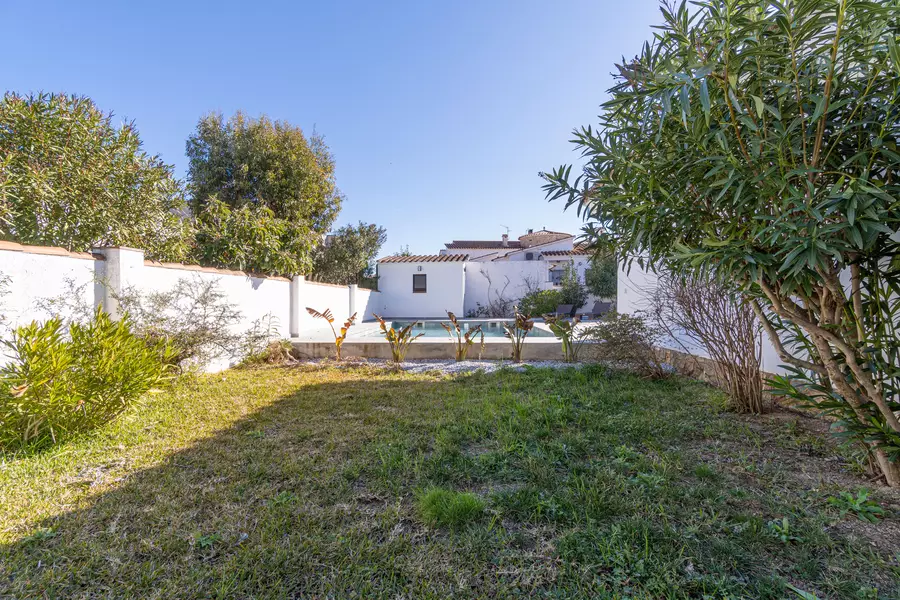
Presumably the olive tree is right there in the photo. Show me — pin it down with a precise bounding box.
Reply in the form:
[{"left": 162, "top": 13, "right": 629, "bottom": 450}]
[
  {"left": 311, "top": 221, "right": 387, "bottom": 285},
  {"left": 0, "top": 93, "right": 191, "bottom": 260},
  {"left": 543, "top": 1, "right": 900, "bottom": 484}
]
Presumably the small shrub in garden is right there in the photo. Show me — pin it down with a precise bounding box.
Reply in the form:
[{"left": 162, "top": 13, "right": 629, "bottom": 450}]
[
  {"left": 373, "top": 314, "right": 423, "bottom": 363},
  {"left": 417, "top": 487, "right": 484, "bottom": 528},
  {"left": 518, "top": 289, "right": 562, "bottom": 317},
  {"left": 0, "top": 308, "right": 174, "bottom": 451},
  {"left": 585, "top": 312, "right": 668, "bottom": 378}
]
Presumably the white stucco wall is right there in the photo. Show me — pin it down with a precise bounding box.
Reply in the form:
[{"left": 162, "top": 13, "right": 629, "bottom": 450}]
[
  {"left": 0, "top": 244, "right": 101, "bottom": 330},
  {"left": 377, "top": 261, "right": 466, "bottom": 318},
  {"left": 0, "top": 242, "right": 381, "bottom": 372},
  {"left": 616, "top": 261, "right": 786, "bottom": 374}
]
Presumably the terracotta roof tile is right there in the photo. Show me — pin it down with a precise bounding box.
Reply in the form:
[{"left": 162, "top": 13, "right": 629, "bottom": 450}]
[
  {"left": 378, "top": 254, "right": 469, "bottom": 263},
  {"left": 444, "top": 240, "right": 523, "bottom": 249}
]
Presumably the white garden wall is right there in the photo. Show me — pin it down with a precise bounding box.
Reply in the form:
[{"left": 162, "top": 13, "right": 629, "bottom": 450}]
[
  {"left": 616, "top": 261, "right": 787, "bottom": 375},
  {"left": 0, "top": 241, "right": 380, "bottom": 372}
]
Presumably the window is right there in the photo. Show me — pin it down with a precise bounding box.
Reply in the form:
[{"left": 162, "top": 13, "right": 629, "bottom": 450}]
[
  {"left": 550, "top": 270, "right": 563, "bottom": 285},
  {"left": 525, "top": 252, "right": 534, "bottom": 261},
  {"left": 412, "top": 273, "right": 427, "bottom": 293}
]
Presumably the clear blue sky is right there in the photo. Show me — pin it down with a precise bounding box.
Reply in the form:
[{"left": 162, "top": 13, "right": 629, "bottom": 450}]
[{"left": 0, "top": 1, "right": 660, "bottom": 256}]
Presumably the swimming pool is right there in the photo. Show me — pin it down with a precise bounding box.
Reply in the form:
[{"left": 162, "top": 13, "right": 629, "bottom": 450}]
[{"left": 390, "top": 320, "right": 556, "bottom": 338}]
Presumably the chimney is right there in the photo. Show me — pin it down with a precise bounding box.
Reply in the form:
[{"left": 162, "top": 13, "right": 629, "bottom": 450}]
[
  {"left": 527, "top": 228, "right": 533, "bottom": 234},
  {"left": 501, "top": 234, "right": 509, "bottom": 247}
]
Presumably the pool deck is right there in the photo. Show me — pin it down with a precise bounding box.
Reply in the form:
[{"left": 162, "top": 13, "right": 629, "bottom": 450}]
[{"left": 291, "top": 320, "right": 566, "bottom": 361}]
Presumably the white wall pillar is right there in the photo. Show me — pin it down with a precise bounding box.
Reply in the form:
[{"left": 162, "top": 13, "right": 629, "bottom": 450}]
[
  {"left": 348, "top": 283, "right": 358, "bottom": 319},
  {"left": 289, "top": 275, "right": 304, "bottom": 337},
  {"left": 90, "top": 246, "right": 144, "bottom": 319}
]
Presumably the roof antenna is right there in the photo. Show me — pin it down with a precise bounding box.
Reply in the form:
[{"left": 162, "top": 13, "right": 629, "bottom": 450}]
[{"left": 500, "top": 224, "right": 511, "bottom": 235}]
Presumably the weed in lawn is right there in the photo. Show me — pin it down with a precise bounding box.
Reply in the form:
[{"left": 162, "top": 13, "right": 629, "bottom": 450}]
[
  {"left": 416, "top": 487, "right": 485, "bottom": 528},
  {"left": 828, "top": 490, "right": 886, "bottom": 523}
]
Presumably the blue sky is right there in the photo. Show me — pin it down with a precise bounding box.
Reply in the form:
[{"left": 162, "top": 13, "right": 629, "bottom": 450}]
[{"left": 0, "top": 1, "right": 660, "bottom": 256}]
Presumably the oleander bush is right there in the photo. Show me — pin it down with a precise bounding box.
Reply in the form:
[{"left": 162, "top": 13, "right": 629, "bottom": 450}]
[{"left": 0, "top": 308, "right": 175, "bottom": 451}]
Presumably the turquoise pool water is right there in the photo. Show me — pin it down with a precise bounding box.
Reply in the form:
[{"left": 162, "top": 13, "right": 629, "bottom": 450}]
[{"left": 390, "top": 320, "right": 556, "bottom": 338}]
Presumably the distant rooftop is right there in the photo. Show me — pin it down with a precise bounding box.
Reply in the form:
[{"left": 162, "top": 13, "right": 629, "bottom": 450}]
[
  {"left": 378, "top": 254, "right": 469, "bottom": 264},
  {"left": 445, "top": 228, "right": 571, "bottom": 250}
]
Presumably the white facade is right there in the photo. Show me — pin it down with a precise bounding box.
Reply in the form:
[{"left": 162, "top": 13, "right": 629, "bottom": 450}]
[
  {"left": 377, "top": 260, "right": 466, "bottom": 318},
  {"left": 376, "top": 229, "right": 607, "bottom": 318}
]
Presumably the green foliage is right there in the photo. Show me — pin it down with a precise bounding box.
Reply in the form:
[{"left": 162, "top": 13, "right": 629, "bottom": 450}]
[
  {"left": 558, "top": 264, "right": 588, "bottom": 309},
  {"left": 766, "top": 517, "right": 802, "bottom": 544},
  {"left": 416, "top": 487, "right": 484, "bottom": 528},
  {"left": 373, "top": 314, "right": 423, "bottom": 363},
  {"left": 502, "top": 308, "right": 534, "bottom": 363},
  {"left": 585, "top": 313, "right": 668, "bottom": 378},
  {"left": 0, "top": 92, "right": 191, "bottom": 261},
  {"left": 518, "top": 289, "right": 562, "bottom": 317},
  {"left": 440, "top": 311, "right": 484, "bottom": 361},
  {"left": 544, "top": 315, "right": 585, "bottom": 362},
  {"left": 311, "top": 222, "right": 386, "bottom": 285},
  {"left": 0, "top": 308, "right": 174, "bottom": 450},
  {"left": 827, "top": 489, "right": 886, "bottom": 523},
  {"left": 306, "top": 307, "right": 357, "bottom": 361},
  {"left": 115, "top": 277, "right": 245, "bottom": 369},
  {"left": 192, "top": 197, "right": 312, "bottom": 276},
  {"left": 542, "top": 1, "right": 900, "bottom": 484},
  {"left": 186, "top": 111, "right": 342, "bottom": 274},
  {"left": 584, "top": 255, "right": 617, "bottom": 299}
]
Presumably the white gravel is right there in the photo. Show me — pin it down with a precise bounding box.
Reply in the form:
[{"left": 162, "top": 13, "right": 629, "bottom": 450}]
[{"left": 298, "top": 358, "right": 585, "bottom": 375}]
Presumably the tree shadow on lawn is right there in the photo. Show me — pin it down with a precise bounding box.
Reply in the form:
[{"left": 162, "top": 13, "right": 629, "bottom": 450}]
[{"left": 2, "top": 366, "right": 899, "bottom": 599}]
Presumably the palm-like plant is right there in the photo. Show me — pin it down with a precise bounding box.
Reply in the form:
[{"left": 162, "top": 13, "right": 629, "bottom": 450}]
[
  {"left": 503, "top": 308, "right": 534, "bottom": 363},
  {"left": 441, "top": 311, "right": 485, "bottom": 362},
  {"left": 372, "top": 314, "right": 424, "bottom": 363},
  {"left": 306, "top": 307, "right": 357, "bottom": 360},
  {"left": 544, "top": 314, "right": 584, "bottom": 363}
]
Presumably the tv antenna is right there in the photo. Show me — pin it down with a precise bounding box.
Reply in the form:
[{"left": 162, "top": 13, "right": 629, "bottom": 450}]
[{"left": 500, "top": 224, "right": 511, "bottom": 235}]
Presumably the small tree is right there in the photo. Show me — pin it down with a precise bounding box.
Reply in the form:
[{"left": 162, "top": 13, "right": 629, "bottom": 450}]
[
  {"left": 558, "top": 264, "right": 588, "bottom": 311},
  {"left": 311, "top": 222, "right": 387, "bottom": 285},
  {"left": 542, "top": 1, "right": 900, "bottom": 484},
  {"left": 0, "top": 93, "right": 191, "bottom": 260},
  {"left": 585, "top": 254, "right": 618, "bottom": 299}
]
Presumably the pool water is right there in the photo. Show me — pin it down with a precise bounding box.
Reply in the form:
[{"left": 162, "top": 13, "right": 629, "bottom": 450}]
[{"left": 390, "top": 320, "right": 556, "bottom": 338}]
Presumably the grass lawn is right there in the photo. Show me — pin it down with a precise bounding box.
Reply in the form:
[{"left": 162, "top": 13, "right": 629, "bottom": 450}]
[{"left": 1, "top": 365, "right": 898, "bottom": 599}]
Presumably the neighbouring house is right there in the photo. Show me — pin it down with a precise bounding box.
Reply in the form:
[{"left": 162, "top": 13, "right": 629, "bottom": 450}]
[{"left": 376, "top": 229, "right": 605, "bottom": 318}]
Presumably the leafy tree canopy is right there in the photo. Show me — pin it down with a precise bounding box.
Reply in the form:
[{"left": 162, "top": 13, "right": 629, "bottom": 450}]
[
  {"left": 543, "top": 0, "right": 900, "bottom": 484},
  {"left": 0, "top": 92, "right": 191, "bottom": 260},
  {"left": 585, "top": 254, "right": 617, "bottom": 299},
  {"left": 186, "top": 111, "right": 342, "bottom": 232},
  {"left": 311, "top": 222, "right": 387, "bottom": 285}
]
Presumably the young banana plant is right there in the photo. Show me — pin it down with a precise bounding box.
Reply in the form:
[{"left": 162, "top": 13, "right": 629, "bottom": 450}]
[
  {"left": 372, "top": 314, "right": 424, "bottom": 363},
  {"left": 306, "top": 307, "right": 357, "bottom": 361},
  {"left": 502, "top": 308, "right": 534, "bottom": 363},
  {"left": 441, "top": 311, "right": 485, "bottom": 362},
  {"left": 544, "top": 314, "right": 583, "bottom": 362}
]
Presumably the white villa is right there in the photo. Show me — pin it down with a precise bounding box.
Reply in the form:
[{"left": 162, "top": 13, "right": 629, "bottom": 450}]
[{"left": 375, "top": 228, "right": 602, "bottom": 318}]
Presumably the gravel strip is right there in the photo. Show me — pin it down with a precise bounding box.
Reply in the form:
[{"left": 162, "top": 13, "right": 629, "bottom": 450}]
[{"left": 296, "top": 358, "right": 584, "bottom": 375}]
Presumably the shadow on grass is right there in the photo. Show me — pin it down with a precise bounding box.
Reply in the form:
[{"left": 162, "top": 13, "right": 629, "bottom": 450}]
[{"left": 1, "top": 370, "right": 478, "bottom": 598}]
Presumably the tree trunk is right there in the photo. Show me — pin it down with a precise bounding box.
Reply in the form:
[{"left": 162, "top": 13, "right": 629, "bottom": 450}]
[{"left": 874, "top": 448, "right": 900, "bottom": 487}]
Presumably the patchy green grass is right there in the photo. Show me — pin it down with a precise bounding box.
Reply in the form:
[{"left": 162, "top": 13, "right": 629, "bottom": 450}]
[
  {"left": 1, "top": 364, "right": 898, "bottom": 599},
  {"left": 417, "top": 487, "right": 485, "bottom": 528}
]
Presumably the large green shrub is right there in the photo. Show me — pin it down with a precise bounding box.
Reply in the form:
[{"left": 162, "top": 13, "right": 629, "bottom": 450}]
[
  {"left": 543, "top": 0, "right": 900, "bottom": 485},
  {"left": 0, "top": 93, "right": 192, "bottom": 261},
  {"left": 518, "top": 289, "right": 563, "bottom": 316},
  {"left": 0, "top": 309, "right": 175, "bottom": 450}
]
